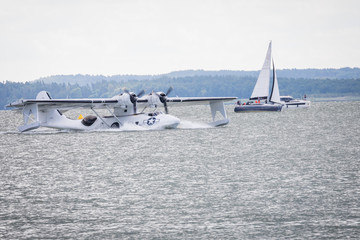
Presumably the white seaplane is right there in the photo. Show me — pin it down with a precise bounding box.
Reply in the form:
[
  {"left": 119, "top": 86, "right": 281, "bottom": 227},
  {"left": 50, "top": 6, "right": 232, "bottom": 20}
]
[{"left": 6, "top": 88, "right": 237, "bottom": 132}]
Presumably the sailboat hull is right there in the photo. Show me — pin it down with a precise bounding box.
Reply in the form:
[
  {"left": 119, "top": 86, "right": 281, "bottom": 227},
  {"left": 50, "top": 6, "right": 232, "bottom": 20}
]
[{"left": 234, "top": 104, "right": 283, "bottom": 112}]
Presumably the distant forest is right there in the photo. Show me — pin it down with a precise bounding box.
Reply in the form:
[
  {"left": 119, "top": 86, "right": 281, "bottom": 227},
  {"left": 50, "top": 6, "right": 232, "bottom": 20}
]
[{"left": 1, "top": 68, "right": 360, "bottom": 110}]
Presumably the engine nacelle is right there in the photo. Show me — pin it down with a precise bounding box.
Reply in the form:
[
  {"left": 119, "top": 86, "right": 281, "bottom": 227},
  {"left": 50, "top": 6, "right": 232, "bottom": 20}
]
[
  {"left": 144, "top": 92, "right": 163, "bottom": 108},
  {"left": 111, "top": 93, "right": 133, "bottom": 108}
]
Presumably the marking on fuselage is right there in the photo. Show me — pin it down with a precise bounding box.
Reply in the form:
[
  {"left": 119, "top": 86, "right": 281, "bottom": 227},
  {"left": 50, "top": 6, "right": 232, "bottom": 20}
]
[{"left": 145, "top": 117, "right": 160, "bottom": 125}]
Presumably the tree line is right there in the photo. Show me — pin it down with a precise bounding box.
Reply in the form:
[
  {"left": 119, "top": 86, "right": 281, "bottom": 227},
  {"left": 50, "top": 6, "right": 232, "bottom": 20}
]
[
  {"left": 36, "top": 68, "right": 360, "bottom": 86},
  {"left": 1, "top": 74, "right": 360, "bottom": 110}
]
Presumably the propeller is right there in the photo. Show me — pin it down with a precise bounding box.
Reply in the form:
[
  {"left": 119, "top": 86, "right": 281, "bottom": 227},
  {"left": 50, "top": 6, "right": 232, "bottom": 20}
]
[
  {"left": 123, "top": 89, "right": 145, "bottom": 113},
  {"left": 155, "top": 86, "right": 173, "bottom": 114}
]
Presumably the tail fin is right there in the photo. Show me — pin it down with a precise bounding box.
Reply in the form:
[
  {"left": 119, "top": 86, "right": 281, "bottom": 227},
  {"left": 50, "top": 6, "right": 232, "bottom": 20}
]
[
  {"left": 36, "top": 91, "right": 62, "bottom": 116},
  {"left": 36, "top": 91, "right": 63, "bottom": 123},
  {"left": 36, "top": 91, "right": 52, "bottom": 100}
]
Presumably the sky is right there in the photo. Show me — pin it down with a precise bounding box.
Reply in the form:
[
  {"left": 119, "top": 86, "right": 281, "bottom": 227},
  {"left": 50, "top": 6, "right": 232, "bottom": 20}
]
[{"left": 1, "top": 0, "right": 360, "bottom": 82}]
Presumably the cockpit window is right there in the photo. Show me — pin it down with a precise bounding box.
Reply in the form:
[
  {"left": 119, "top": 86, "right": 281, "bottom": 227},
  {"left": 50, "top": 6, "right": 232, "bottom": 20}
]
[{"left": 148, "top": 112, "right": 162, "bottom": 116}]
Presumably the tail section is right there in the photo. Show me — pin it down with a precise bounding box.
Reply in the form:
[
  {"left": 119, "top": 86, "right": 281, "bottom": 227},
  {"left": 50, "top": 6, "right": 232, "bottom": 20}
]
[
  {"left": 18, "top": 103, "right": 41, "bottom": 132},
  {"left": 36, "top": 91, "right": 52, "bottom": 100},
  {"left": 19, "top": 91, "right": 63, "bottom": 132},
  {"left": 36, "top": 91, "right": 63, "bottom": 123}
]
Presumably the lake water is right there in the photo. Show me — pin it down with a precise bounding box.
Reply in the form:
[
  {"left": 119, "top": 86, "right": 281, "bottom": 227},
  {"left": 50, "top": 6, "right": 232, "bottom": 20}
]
[{"left": 0, "top": 102, "right": 359, "bottom": 239}]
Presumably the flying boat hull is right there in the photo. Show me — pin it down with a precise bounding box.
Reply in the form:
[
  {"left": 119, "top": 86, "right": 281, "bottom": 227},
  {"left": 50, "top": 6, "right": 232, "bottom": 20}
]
[{"left": 32, "top": 112, "right": 180, "bottom": 131}]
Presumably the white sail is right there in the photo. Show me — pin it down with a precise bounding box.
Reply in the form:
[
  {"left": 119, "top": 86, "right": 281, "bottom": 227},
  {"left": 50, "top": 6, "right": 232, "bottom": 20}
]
[
  {"left": 269, "top": 59, "right": 281, "bottom": 103},
  {"left": 250, "top": 41, "right": 272, "bottom": 100}
]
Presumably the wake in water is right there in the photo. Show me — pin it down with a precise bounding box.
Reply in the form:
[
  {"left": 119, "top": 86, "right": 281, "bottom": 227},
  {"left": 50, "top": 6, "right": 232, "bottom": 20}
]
[
  {"left": 0, "top": 129, "right": 70, "bottom": 135},
  {"left": 177, "top": 120, "right": 213, "bottom": 129},
  {"left": 101, "top": 122, "right": 150, "bottom": 132},
  {"left": 97, "top": 120, "right": 213, "bottom": 131}
]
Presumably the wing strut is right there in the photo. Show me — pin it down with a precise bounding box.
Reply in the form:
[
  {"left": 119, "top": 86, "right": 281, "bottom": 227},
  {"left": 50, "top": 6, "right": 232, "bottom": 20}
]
[
  {"left": 105, "top": 105, "right": 122, "bottom": 127},
  {"left": 91, "top": 107, "right": 111, "bottom": 128}
]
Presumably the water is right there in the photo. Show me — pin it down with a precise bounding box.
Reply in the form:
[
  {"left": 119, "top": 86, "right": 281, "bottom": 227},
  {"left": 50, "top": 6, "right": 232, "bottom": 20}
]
[{"left": 0, "top": 102, "right": 359, "bottom": 239}]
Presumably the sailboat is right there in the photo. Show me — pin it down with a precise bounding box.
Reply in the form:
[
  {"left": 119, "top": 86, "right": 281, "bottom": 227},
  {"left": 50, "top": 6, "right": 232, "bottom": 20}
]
[{"left": 234, "top": 41, "right": 283, "bottom": 112}]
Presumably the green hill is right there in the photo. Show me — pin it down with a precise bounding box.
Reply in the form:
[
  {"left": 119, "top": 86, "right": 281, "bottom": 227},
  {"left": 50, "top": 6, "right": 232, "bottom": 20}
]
[{"left": 2, "top": 68, "right": 360, "bottom": 110}]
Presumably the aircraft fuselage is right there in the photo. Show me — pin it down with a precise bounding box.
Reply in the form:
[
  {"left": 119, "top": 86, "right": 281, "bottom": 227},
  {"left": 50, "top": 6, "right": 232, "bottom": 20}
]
[{"left": 41, "top": 112, "right": 180, "bottom": 131}]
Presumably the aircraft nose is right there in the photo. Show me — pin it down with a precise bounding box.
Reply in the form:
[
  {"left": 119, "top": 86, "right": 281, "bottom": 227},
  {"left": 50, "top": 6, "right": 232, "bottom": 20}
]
[
  {"left": 173, "top": 115, "right": 180, "bottom": 124},
  {"left": 166, "top": 115, "right": 180, "bottom": 129}
]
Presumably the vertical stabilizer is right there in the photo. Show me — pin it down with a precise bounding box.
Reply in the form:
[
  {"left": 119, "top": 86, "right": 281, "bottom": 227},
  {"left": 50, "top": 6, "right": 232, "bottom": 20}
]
[
  {"left": 35, "top": 91, "right": 63, "bottom": 124},
  {"left": 36, "top": 91, "right": 52, "bottom": 100}
]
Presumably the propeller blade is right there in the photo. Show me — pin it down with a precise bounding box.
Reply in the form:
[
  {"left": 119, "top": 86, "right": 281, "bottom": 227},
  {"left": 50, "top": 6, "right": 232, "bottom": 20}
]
[
  {"left": 137, "top": 89, "right": 145, "bottom": 98},
  {"left": 164, "top": 101, "right": 169, "bottom": 114},
  {"left": 165, "top": 86, "right": 173, "bottom": 96}
]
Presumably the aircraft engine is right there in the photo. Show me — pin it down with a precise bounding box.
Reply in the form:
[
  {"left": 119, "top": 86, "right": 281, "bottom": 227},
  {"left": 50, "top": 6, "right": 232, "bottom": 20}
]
[
  {"left": 112, "top": 89, "right": 145, "bottom": 113},
  {"left": 112, "top": 93, "right": 132, "bottom": 107},
  {"left": 146, "top": 93, "right": 162, "bottom": 107},
  {"left": 145, "top": 87, "right": 173, "bottom": 114}
]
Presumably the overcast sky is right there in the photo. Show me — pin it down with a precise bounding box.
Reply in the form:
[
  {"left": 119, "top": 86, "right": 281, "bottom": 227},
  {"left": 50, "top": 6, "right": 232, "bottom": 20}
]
[{"left": 1, "top": 0, "right": 360, "bottom": 82}]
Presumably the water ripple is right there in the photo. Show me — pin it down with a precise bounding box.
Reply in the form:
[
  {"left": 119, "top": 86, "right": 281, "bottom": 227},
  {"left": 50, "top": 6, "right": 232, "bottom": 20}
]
[{"left": 0, "top": 102, "right": 359, "bottom": 239}]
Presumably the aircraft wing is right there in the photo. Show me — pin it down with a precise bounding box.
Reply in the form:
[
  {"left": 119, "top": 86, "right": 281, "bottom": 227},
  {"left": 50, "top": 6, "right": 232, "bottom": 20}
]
[
  {"left": 166, "top": 96, "right": 237, "bottom": 106},
  {"left": 7, "top": 95, "right": 237, "bottom": 110},
  {"left": 6, "top": 98, "right": 119, "bottom": 110}
]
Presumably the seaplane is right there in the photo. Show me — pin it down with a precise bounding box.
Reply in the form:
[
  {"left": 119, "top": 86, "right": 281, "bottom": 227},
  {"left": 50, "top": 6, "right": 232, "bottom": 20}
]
[{"left": 6, "top": 87, "right": 237, "bottom": 132}]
